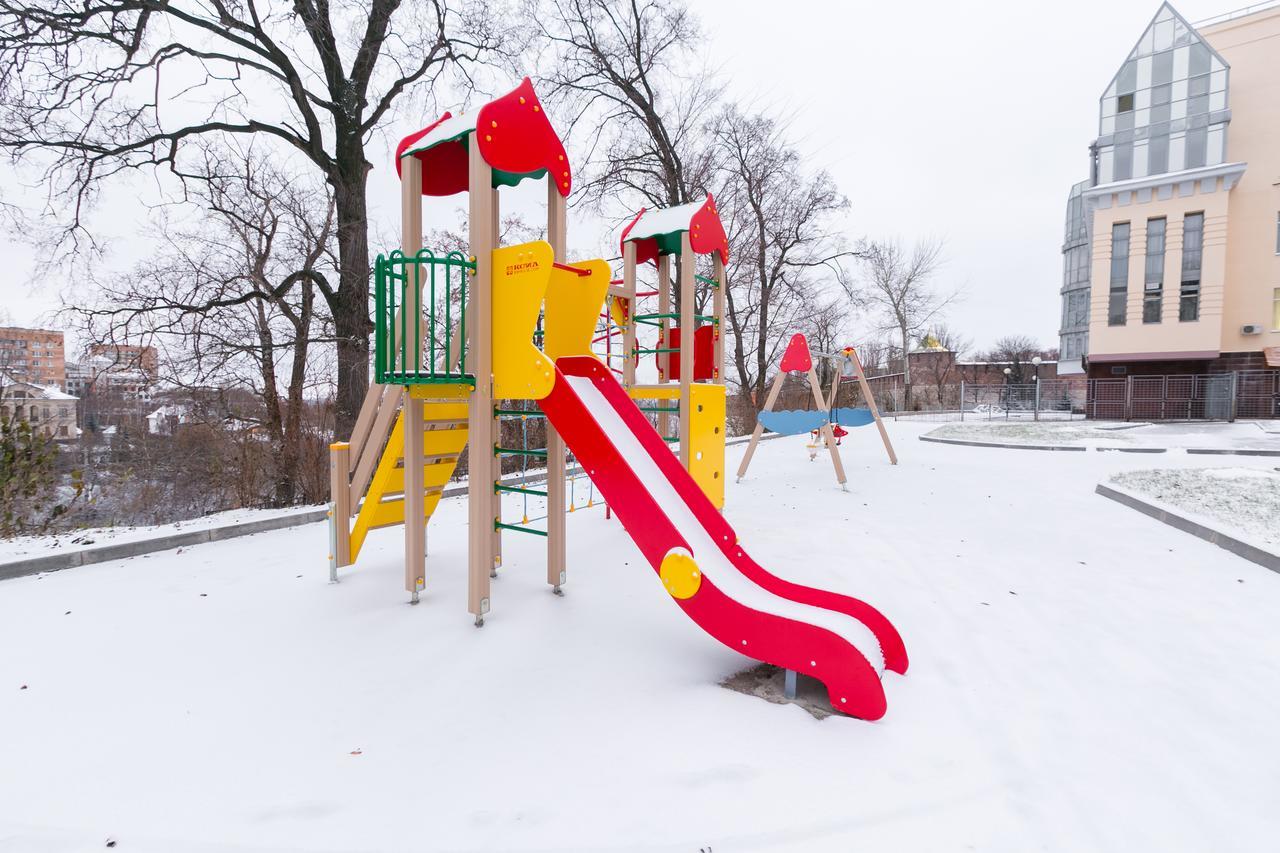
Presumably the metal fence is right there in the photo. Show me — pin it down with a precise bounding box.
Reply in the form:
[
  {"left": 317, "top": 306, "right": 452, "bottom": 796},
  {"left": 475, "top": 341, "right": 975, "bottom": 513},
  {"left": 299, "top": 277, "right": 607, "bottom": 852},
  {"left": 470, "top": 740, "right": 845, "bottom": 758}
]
[
  {"left": 1088, "top": 371, "right": 1279, "bottom": 421},
  {"left": 874, "top": 381, "right": 1087, "bottom": 423},
  {"left": 859, "top": 370, "right": 1280, "bottom": 423}
]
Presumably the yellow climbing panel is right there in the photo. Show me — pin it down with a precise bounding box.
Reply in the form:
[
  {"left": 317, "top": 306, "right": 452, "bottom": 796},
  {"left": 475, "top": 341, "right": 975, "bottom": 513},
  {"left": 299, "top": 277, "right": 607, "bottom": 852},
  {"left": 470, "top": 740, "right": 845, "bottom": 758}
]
[{"left": 349, "top": 389, "right": 470, "bottom": 562}]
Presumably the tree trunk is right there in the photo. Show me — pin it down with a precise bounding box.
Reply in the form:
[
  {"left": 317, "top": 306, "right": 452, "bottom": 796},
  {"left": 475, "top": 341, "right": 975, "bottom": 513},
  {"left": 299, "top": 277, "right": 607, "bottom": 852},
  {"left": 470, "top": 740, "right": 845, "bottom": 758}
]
[
  {"left": 900, "top": 328, "right": 912, "bottom": 410},
  {"left": 330, "top": 155, "right": 372, "bottom": 440}
]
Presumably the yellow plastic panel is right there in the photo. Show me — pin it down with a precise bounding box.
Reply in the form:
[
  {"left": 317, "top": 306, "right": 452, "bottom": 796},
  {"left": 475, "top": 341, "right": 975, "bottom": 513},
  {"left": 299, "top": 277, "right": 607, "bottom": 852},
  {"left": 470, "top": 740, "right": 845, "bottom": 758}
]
[
  {"left": 492, "top": 241, "right": 556, "bottom": 400},
  {"left": 348, "top": 409, "right": 467, "bottom": 562},
  {"left": 544, "top": 258, "right": 611, "bottom": 362},
  {"left": 608, "top": 295, "right": 628, "bottom": 331},
  {"left": 408, "top": 383, "right": 473, "bottom": 400},
  {"left": 420, "top": 401, "right": 469, "bottom": 422},
  {"left": 629, "top": 385, "right": 680, "bottom": 400},
  {"left": 688, "top": 384, "right": 726, "bottom": 509},
  {"left": 423, "top": 426, "right": 469, "bottom": 457}
]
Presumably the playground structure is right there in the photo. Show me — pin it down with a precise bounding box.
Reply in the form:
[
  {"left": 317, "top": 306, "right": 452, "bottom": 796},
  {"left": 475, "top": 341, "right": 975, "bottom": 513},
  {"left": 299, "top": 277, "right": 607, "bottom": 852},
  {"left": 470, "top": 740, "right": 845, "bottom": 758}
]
[
  {"left": 326, "top": 79, "right": 907, "bottom": 719},
  {"left": 737, "top": 333, "right": 897, "bottom": 489}
]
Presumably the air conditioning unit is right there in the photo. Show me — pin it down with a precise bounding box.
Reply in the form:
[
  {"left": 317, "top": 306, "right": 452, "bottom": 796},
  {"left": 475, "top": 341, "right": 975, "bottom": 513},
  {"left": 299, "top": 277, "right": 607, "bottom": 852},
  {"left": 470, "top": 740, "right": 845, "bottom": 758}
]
[{"left": 1242, "top": 324, "right": 1263, "bottom": 335}]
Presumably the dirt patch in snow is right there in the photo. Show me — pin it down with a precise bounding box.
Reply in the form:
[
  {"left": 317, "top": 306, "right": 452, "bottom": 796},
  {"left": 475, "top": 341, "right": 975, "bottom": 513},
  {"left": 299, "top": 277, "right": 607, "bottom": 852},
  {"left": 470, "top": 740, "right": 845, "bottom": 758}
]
[
  {"left": 720, "top": 662, "right": 839, "bottom": 720},
  {"left": 1110, "top": 467, "right": 1280, "bottom": 548}
]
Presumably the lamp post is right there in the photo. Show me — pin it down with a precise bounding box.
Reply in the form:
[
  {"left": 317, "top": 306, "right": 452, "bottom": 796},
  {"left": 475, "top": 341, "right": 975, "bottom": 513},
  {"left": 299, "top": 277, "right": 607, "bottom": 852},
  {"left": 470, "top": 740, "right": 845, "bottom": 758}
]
[
  {"left": 1002, "top": 367, "right": 1011, "bottom": 420},
  {"left": 1032, "top": 356, "right": 1043, "bottom": 420}
]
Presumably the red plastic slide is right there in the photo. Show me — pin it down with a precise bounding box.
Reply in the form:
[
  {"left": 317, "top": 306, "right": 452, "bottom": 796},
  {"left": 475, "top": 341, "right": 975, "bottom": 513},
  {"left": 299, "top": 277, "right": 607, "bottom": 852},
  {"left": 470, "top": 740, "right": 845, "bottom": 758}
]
[{"left": 540, "top": 356, "right": 908, "bottom": 720}]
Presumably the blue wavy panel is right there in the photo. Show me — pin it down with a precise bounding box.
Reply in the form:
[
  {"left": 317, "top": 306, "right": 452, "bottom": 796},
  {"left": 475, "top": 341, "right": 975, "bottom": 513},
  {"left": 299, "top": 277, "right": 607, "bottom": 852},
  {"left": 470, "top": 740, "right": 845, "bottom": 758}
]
[
  {"left": 756, "top": 408, "right": 875, "bottom": 435},
  {"left": 757, "top": 409, "right": 828, "bottom": 435},
  {"left": 831, "top": 407, "right": 874, "bottom": 427}
]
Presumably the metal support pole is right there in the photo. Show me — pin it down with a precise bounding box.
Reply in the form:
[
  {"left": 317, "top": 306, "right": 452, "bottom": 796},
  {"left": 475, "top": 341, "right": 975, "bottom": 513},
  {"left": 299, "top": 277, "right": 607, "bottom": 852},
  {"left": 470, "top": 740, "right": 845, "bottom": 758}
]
[
  {"left": 960, "top": 380, "right": 965, "bottom": 421},
  {"left": 1229, "top": 371, "right": 1239, "bottom": 423},
  {"left": 784, "top": 669, "right": 797, "bottom": 700}
]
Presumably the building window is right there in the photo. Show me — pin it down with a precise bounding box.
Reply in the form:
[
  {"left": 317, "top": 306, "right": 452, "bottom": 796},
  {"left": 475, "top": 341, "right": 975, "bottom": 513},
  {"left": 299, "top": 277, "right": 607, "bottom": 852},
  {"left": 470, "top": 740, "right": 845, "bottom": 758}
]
[
  {"left": 1143, "top": 218, "right": 1166, "bottom": 324},
  {"left": 1273, "top": 287, "right": 1280, "bottom": 331},
  {"left": 1180, "top": 212, "right": 1204, "bottom": 322},
  {"left": 1109, "top": 222, "right": 1130, "bottom": 326},
  {"left": 1275, "top": 212, "right": 1279, "bottom": 254}
]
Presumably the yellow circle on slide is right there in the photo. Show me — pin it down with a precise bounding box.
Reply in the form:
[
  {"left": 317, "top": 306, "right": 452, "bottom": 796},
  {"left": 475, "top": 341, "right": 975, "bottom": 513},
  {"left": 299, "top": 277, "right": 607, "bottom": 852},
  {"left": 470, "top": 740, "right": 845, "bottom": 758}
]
[{"left": 660, "top": 552, "right": 702, "bottom": 600}]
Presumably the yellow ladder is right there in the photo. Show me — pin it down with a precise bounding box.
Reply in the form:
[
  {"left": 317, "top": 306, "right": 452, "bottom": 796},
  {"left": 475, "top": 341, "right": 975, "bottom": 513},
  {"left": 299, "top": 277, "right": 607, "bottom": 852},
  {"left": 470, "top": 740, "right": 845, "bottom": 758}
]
[{"left": 348, "top": 390, "right": 470, "bottom": 563}]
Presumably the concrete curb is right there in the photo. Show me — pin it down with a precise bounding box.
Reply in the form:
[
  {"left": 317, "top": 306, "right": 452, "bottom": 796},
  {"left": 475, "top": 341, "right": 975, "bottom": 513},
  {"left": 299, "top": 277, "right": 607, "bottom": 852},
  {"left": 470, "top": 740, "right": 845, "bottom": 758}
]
[
  {"left": 0, "top": 431, "right": 784, "bottom": 583},
  {"left": 1186, "top": 447, "right": 1280, "bottom": 457},
  {"left": 0, "top": 507, "right": 330, "bottom": 582},
  {"left": 921, "top": 434, "right": 1275, "bottom": 456},
  {"left": 1094, "top": 483, "right": 1280, "bottom": 574},
  {"left": 918, "top": 435, "right": 1086, "bottom": 452}
]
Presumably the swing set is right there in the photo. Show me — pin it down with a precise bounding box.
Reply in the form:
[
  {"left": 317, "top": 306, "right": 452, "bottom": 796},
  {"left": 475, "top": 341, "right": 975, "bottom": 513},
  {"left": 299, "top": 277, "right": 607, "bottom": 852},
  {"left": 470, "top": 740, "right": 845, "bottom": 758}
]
[{"left": 736, "top": 333, "right": 897, "bottom": 489}]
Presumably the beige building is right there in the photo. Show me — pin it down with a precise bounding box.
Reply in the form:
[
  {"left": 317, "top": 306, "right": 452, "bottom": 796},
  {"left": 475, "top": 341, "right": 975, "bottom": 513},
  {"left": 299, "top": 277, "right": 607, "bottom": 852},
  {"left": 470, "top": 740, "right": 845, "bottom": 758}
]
[
  {"left": 1059, "top": 2, "right": 1280, "bottom": 379},
  {"left": 0, "top": 376, "right": 78, "bottom": 440},
  {"left": 0, "top": 327, "right": 66, "bottom": 388}
]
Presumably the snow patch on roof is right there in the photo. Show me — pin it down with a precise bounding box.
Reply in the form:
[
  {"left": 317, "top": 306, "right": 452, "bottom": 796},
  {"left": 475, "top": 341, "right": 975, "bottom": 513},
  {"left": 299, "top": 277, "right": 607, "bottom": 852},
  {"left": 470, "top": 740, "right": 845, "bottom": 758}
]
[
  {"left": 401, "top": 108, "right": 481, "bottom": 157},
  {"left": 624, "top": 200, "right": 708, "bottom": 241}
]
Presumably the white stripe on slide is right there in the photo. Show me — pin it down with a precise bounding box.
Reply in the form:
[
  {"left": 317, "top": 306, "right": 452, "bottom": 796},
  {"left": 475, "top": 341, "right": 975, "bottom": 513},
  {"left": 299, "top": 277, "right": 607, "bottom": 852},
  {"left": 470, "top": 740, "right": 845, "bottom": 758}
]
[{"left": 566, "top": 374, "right": 885, "bottom": 674}]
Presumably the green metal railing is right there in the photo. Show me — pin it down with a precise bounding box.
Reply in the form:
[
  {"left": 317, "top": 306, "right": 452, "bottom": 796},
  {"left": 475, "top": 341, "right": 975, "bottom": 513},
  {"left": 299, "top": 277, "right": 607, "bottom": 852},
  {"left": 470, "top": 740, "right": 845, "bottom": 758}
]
[{"left": 374, "top": 249, "right": 476, "bottom": 386}]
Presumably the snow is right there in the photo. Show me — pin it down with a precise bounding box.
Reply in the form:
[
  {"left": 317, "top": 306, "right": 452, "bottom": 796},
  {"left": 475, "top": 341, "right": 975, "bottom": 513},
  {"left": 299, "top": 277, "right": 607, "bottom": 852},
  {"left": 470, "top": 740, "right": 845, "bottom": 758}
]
[
  {"left": 927, "top": 419, "right": 1280, "bottom": 451},
  {"left": 0, "top": 505, "right": 323, "bottom": 563},
  {"left": 401, "top": 107, "right": 481, "bottom": 156},
  {"left": 623, "top": 198, "right": 707, "bottom": 240},
  {"left": 3, "top": 422, "right": 1280, "bottom": 851},
  {"left": 1110, "top": 466, "right": 1280, "bottom": 549},
  {"left": 567, "top": 374, "right": 885, "bottom": 673}
]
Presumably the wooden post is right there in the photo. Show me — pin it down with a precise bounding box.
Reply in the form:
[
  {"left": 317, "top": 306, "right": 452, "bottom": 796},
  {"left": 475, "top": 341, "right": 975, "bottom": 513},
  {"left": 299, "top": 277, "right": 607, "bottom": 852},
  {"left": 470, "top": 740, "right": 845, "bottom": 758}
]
[
  {"left": 656, "top": 253, "right": 671, "bottom": 438},
  {"left": 807, "top": 365, "right": 846, "bottom": 489},
  {"left": 467, "top": 140, "right": 495, "bottom": 624},
  {"left": 329, "top": 442, "right": 351, "bottom": 576},
  {"left": 545, "top": 181, "right": 568, "bottom": 593},
  {"left": 400, "top": 156, "right": 427, "bottom": 601},
  {"left": 490, "top": 185, "right": 503, "bottom": 576},
  {"left": 849, "top": 347, "right": 898, "bottom": 465},
  {"left": 712, "top": 254, "right": 725, "bottom": 384},
  {"left": 826, "top": 357, "right": 840, "bottom": 415},
  {"left": 622, "top": 242, "right": 637, "bottom": 389},
  {"left": 678, "top": 233, "right": 694, "bottom": 468},
  {"left": 736, "top": 369, "right": 787, "bottom": 481}
]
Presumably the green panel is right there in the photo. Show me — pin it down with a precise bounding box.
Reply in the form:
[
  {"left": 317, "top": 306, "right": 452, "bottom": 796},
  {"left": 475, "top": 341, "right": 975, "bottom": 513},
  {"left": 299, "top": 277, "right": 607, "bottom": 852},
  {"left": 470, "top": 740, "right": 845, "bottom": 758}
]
[{"left": 373, "top": 249, "right": 476, "bottom": 387}]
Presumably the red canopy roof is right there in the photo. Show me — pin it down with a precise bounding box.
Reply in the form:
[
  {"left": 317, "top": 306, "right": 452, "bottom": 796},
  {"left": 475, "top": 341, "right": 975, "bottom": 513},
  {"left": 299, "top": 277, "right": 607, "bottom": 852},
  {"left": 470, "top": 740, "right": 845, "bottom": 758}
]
[{"left": 395, "top": 78, "right": 571, "bottom": 198}]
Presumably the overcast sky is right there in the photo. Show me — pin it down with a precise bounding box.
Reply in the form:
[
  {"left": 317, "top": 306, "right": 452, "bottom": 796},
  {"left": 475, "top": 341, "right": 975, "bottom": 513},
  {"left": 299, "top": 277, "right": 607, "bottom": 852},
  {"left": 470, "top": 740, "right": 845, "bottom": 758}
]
[{"left": 0, "top": 0, "right": 1241, "bottom": 354}]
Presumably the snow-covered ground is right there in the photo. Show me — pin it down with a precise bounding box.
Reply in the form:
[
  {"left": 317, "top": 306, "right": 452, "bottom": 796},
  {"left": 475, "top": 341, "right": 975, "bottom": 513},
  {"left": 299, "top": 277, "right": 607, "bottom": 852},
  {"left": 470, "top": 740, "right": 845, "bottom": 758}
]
[
  {"left": 3, "top": 423, "right": 1280, "bottom": 852},
  {"left": 0, "top": 504, "right": 325, "bottom": 563},
  {"left": 927, "top": 419, "right": 1280, "bottom": 451},
  {"left": 1110, "top": 467, "right": 1280, "bottom": 550}
]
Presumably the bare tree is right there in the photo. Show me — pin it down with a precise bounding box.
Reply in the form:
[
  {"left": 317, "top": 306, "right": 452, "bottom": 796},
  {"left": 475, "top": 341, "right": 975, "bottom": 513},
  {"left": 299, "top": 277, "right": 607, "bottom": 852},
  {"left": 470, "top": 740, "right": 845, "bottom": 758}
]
[
  {"left": 714, "top": 106, "right": 856, "bottom": 409},
  {"left": 0, "top": 0, "right": 505, "bottom": 435},
  {"left": 536, "top": 0, "right": 720, "bottom": 219},
  {"left": 853, "top": 238, "right": 952, "bottom": 408},
  {"left": 982, "top": 334, "right": 1045, "bottom": 383},
  {"left": 72, "top": 144, "right": 336, "bottom": 506},
  {"left": 913, "top": 323, "right": 971, "bottom": 407}
]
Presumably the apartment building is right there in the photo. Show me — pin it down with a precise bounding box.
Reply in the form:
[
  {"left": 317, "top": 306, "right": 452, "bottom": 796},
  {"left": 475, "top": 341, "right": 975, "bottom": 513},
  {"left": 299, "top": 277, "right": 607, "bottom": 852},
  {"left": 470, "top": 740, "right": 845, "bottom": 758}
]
[
  {"left": 1058, "top": 2, "right": 1280, "bottom": 379},
  {"left": 0, "top": 327, "right": 67, "bottom": 388}
]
